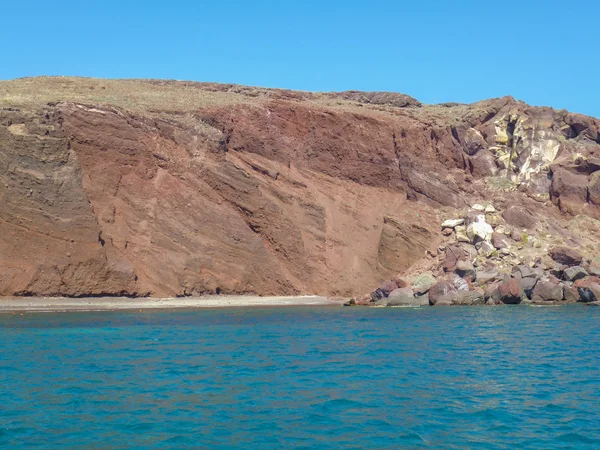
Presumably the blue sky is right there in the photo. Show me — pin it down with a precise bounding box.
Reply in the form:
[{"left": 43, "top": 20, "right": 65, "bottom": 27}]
[{"left": 2, "top": 0, "right": 598, "bottom": 117}]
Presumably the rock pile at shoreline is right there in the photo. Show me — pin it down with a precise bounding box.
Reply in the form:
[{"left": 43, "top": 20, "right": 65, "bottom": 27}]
[{"left": 353, "top": 203, "right": 600, "bottom": 307}]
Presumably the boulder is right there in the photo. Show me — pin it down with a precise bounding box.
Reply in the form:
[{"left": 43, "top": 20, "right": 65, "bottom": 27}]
[
  {"left": 393, "top": 276, "right": 408, "bottom": 288},
  {"left": 574, "top": 277, "right": 600, "bottom": 303},
  {"left": 466, "top": 215, "right": 493, "bottom": 243},
  {"left": 410, "top": 273, "right": 437, "bottom": 295},
  {"left": 429, "top": 276, "right": 469, "bottom": 306},
  {"left": 564, "top": 286, "right": 581, "bottom": 303},
  {"left": 491, "top": 232, "right": 510, "bottom": 249},
  {"left": 477, "top": 241, "right": 496, "bottom": 257},
  {"left": 452, "top": 289, "right": 485, "bottom": 305},
  {"left": 455, "top": 225, "right": 470, "bottom": 243},
  {"left": 550, "top": 167, "right": 589, "bottom": 214},
  {"left": 471, "top": 204, "right": 486, "bottom": 212},
  {"left": 485, "top": 205, "right": 496, "bottom": 213},
  {"left": 485, "top": 281, "right": 500, "bottom": 300},
  {"left": 441, "top": 218, "right": 465, "bottom": 229},
  {"left": 428, "top": 281, "right": 456, "bottom": 305},
  {"left": 455, "top": 260, "right": 476, "bottom": 280},
  {"left": 378, "top": 279, "right": 399, "bottom": 296},
  {"left": 549, "top": 246, "right": 583, "bottom": 266},
  {"left": 496, "top": 277, "right": 524, "bottom": 304},
  {"left": 370, "top": 289, "right": 385, "bottom": 302},
  {"left": 563, "top": 266, "right": 589, "bottom": 282},
  {"left": 442, "top": 227, "right": 454, "bottom": 237},
  {"left": 518, "top": 276, "right": 538, "bottom": 298},
  {"left": 387, "top": 288, "right": 427, "bottom": 306},
  {"left": 444, "top": 245, "right": 469, "bottom": 272},
  {"left": 531, "top": 280, "right": 564, "bottom": 302},
  {"left": 511, "top": 265, "right": 539, "bottom": 279},
  {"left": 587, "top": 262, "right": 600, "bottom": 277},
  {"left": 477, "top": 270, "right": 499, "bottom": 286},
  {"left": 502, "top": 206, "right": 536, "bottom": 230}
]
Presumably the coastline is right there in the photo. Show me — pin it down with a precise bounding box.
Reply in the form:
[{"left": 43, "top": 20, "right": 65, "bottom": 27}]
[{"left": 0, "top": 295, "right": 343, "bottom": 313}]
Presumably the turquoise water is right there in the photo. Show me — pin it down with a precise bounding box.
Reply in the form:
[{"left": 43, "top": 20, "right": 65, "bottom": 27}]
[{"left": 1, "top": 306, "right": 600, "bottom": 449}]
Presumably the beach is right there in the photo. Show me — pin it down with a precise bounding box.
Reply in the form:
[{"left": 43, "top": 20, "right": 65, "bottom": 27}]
[{"left": 0, "top": 295, "right": 343, "bottom": 313}]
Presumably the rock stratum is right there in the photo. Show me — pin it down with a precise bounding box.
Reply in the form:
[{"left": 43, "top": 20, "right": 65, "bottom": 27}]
[{"left": 1, "top": 77, "right": 599, "bottom": 299}]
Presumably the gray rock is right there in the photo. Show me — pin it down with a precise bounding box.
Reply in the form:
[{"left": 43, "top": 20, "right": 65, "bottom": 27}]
[
  {"left": 455, "top": 260, "right": 476, "bottom": 280},
  {"left": 532, "top": 280, "right": 564, "bottom": 302},
  {"left": 477, "top": 270, "right": 499, "bottom": 286},
  {"left": 441, "top": 218, "right": 465, "bottom": 229},
  {"left": 452, "top": 289, "right": 485, "bottom": 305},
  {"left": 588, "top": 264, "right": 600, "bottom": 277},
  {"left": 455, "top": 225, "right": 469, "bottom": 243},
  {"left": 477, "top": 241, "right": 496, "bottom": 257},
  {"left": 563, "top": 266, "right": 588, "bottom": 282},
  {"left": 512, "top": 265, "right": 537, "bottom": 279},
  {"left": 518, "top": 276, "right": 538, "bottom": 298},
  {"left": 564, "top": 286, "right": 580, "bottom": 303},
  {"left": 386, "top": 288, "right": 428, "bottom": 306},
  {"left": 575, "top": 278, "right": 600, "bottom": 303},
  {"left": 410, "top": 274, "right": 437, "bottom": 295}
]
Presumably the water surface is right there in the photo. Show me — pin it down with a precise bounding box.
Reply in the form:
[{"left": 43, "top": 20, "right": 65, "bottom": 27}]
[{"left": 1, "top": 306, "right": 599, "bottom": 448}]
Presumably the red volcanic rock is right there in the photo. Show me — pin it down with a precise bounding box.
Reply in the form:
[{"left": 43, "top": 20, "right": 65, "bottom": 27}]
[
  {"left": 378, "top": 280, "right": 399, "bottom": 296},
  {"left": 549, "top": 247, "right": 583, "bottom": 267},
  {"left": 550, "top": 168, "right": 589, "bottom": 214},
  {"left": 461, "top": 128, "right": 487, "bottom": 156},
  {"left": 393, "top": 276, "right": 409, "bottom": 289},
  {"left": 502, "top": 206, "right": 536, "bottom": 230},
  {"left": 588, "top": 172, "right": 600, "bottom": 206},
  {"left": 470, "top": 150, "right": 498, "bottom": 177},
  {"left": 497, "top": 278, "right": 523, "bottom": 304},
  {"left": 492, "top": 232, "right": 510, "bottom": 249},
  {"left": 443, "top": 245, "right": 469, "bottom": 272}
]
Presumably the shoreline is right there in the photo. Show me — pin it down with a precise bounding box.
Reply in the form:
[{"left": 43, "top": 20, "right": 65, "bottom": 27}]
[{"left": 0, "top": 295, "right": 344, "bottom": 313}]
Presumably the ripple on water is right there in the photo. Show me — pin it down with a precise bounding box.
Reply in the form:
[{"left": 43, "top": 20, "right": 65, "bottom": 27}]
[{"left": 0, "top": 306, "right": 599, "bottom": 449}]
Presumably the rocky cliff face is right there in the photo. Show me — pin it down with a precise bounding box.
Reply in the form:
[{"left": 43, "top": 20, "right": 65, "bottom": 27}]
[{"left": 0, "top": 77, "right": 599, "bottom": 298}]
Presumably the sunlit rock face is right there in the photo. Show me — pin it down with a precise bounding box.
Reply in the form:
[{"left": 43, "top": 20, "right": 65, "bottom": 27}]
[{"left": 1, "top": 77, "right": 600, "bottom": 298}]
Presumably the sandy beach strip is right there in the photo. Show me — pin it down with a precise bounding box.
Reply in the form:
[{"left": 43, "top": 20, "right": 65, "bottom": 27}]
[{"left": 0, "top": 295, "right": 344, "bottom": 313}]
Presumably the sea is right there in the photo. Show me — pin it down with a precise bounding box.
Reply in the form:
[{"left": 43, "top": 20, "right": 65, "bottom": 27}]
[{"left": 1, "top": 305, "right": 599, "bottom": 449}]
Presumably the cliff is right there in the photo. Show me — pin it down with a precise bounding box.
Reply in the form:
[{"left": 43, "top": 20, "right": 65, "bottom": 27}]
[{"left": 1, "top": 77, "right": 599, "bottom": 298}]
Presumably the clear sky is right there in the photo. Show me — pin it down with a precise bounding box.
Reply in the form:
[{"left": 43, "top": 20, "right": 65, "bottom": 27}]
[{"left": 2, "top": 0, "right": 598, "bottom": 117}]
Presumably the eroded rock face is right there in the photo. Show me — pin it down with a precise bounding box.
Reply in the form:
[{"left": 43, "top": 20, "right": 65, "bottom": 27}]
[{"left": 1, "top": 78, "right": 600, "bottom": 298}]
